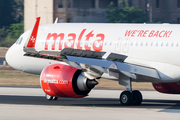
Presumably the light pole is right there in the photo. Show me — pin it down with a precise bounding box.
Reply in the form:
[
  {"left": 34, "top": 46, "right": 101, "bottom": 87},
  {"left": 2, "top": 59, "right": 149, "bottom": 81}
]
[
  {"left": 149, "top": 3, "right": 152, "bottom": 23},
  {"left": 146, "top": 0, "right": 152, "bottom": 23}
]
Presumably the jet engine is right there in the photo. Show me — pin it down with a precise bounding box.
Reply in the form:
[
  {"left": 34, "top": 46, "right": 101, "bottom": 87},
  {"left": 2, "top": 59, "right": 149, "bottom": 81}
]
[
  {"left": 152, "top": 82, "right": 180, "bottom": 94},
  {"left": 40, "top": 64, "right": 98, "bottom": 98}
]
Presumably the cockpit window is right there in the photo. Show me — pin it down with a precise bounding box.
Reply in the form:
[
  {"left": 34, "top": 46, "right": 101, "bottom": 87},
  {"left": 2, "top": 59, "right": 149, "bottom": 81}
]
[
  {"left": 18, "top": 37, "right": 23, "bottom": 44},
  {"left": 15, "top": 37, "right": 20, "bottom": 44},
  {"left": 15, "top": 37, "right": 23, "bottom": 45}
]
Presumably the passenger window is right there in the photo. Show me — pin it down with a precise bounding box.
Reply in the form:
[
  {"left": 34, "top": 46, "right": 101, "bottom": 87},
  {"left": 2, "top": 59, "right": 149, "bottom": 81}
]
[
  {"left": 105, "top": 42, "right": 107, "bottom": 45},
  {"left": 130, "top": 42, "right": 133, "bottom": 46},
  {"left": 61, "top": 41, "right": 63, "bottom": 45},
  {"left": 146, "top": 42, "right": 148, "bottom": 46},
  {"left": 176, "top": 43, "right": 179, "bottom": 47},
  {"left": 161, "top": 42, "right": 163, "bottom": 46},
  {"left": 156, "top": 42, "right": 158, "bottom": 46},
  {"left": 171, "top": 43, "right": 174, "bottom": 47},
  {"left": 100, "top": 41, "right": 102, "bottom": 46},
  {"left": 166, "top": 42, "right": 168, "bottom": 47},
  {"left": 136, "top": 42, "right": 138, "bottom": 46},
  {"left": 151, "top": 42, "right": 153, "bottom": 46},
  {"left": 85, "top": 41, "right": 88, "bottom": 45}
]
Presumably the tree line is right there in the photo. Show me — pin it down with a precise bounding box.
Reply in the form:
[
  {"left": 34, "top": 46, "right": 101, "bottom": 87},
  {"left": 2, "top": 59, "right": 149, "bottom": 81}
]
[
  {"left": 106, "top": 1, "right": 146, "bottom": 23},
  {"left": 0, "top": 0, "right": 24, "bottom": 47}
]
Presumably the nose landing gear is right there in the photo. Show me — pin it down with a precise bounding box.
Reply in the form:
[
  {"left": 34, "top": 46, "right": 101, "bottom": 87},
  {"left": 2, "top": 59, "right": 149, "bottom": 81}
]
[{"left": 45, "top": 94, "right": 58, "bottom": 101}]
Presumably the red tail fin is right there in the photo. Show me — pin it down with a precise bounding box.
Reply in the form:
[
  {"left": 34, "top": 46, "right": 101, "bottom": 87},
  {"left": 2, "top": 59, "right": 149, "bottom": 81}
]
[{"left": 26, "top": 17, "right": 41, "bottom": 48}]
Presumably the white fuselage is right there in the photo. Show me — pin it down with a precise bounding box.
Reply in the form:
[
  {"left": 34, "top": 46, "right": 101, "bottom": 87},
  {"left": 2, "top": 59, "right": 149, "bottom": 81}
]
[{"left": 6, "top": 23, "right": 180, "bottom": 83}]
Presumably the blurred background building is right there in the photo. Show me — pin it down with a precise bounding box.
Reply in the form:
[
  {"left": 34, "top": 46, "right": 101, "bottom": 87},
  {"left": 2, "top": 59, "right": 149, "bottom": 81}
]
[
  {"left": 1, "top": 0, "right": 180, "bottom": 47},
  {"left": 25, "top": 0, "right": 180, "bottom": 31}
]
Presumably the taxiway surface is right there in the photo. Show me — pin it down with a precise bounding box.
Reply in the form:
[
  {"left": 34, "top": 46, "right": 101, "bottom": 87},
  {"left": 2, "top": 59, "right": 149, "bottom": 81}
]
[{"left": 0, "top": 87, "right": 180, "bottom": 120}]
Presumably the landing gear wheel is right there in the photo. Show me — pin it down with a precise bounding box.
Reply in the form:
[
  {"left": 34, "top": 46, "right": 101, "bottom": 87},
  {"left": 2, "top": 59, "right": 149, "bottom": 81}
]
[
  {"left": 45, "top": 94, "right": 53, "bottom": 100},
  {"left": 120, "top": 91, "right": 133, "bottom": 106},
  {"left": 53, "top": 97, "right": 58, "bottom": 100},
  {"left": 132, "top": 90, "right": 142, "bottom": 105}
]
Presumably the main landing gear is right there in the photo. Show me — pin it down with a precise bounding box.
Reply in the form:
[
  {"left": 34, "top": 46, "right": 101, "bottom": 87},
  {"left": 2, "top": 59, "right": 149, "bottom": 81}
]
[
  {"left": 120, "top": 90, "right": 142, "bottom": 106},
  {"left": 45, "top": 94, "right": 58, "bottom": 101},
  {"left": 118, "top": 73, "right": 143, "bottom": 106}
]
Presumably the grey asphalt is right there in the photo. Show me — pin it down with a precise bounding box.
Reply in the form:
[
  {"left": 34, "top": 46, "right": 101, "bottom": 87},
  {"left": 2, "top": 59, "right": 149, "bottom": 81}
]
[
  {"left": 0, "top": 87, "right": 180, "bottom": 120},
  {"left": 0, "top": 57, "right": 5, "bottom": 65}
]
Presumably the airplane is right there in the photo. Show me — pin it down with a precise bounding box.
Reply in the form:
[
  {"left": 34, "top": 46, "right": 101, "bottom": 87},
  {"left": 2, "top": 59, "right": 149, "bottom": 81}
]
[{"left": 5, "top": 17, "right": 180, "bottom": 106}]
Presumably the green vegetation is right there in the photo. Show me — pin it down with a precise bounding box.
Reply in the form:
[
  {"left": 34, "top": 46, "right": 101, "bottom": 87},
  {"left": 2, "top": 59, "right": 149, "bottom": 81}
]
[
  {"left": 0, "top": 0, "right": 24, "bottom": 47},
  {"left": 106, "top": 1, "right": 146, "bottom": 23},
  {"left": 0, "top": 21, "right": 24, "bottom": 47},
  {"left": 0, "top": 72, "right": 4, "bottom": 75}
]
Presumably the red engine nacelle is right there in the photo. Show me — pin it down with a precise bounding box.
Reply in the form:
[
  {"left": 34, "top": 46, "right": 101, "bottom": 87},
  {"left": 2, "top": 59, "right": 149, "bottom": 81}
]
[
  {"left": 152, "top": 82, "right": 180, "bottom": 94},
  {"left": 40, "top": 64, "right": 98, "bottom": 98}
]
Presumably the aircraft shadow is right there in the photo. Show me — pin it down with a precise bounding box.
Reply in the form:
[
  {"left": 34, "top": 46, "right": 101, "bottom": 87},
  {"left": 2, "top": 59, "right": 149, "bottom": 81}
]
[{"left": 0, "top": 95, "right": 180, "bottom": 112}]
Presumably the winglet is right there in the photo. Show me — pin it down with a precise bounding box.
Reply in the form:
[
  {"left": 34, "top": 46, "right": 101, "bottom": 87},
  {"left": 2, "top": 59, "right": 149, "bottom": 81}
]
[{"left": 24, "top": 17, "right": 40, "bottom": 53}]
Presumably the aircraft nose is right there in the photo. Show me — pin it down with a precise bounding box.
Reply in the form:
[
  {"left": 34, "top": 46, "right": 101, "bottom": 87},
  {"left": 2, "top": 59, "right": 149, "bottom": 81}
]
[
  {"left": 5, "top": 46, "right": 14, "bottom": 67},
  {"left": 5, "top": 42, "right": 26, "bottom": 71},
  {"left": 5, "top": 44, "right": 22, "bottom": 69}
]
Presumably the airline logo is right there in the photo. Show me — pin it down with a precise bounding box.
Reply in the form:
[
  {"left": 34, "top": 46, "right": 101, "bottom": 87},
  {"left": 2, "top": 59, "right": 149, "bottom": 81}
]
[
  {"left": 31, "top": 36, "right": 36, "bottom": 42},
  {"left": 44, "top": 29, "right": 105, "bottom": 51},
  {"left": 26, "top": 17, "right": 40, "bottom": 48}
]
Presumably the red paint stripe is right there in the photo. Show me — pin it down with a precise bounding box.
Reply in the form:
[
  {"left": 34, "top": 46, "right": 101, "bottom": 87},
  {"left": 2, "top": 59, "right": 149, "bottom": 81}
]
[{"left": 26, "top": 17, "right": 41, "bottom": 48}]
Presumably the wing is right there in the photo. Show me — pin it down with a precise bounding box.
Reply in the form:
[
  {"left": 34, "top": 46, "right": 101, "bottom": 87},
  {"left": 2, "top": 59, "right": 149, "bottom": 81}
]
[{"left": 24, "top": 46, "right": 160, "bottom": 80}]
